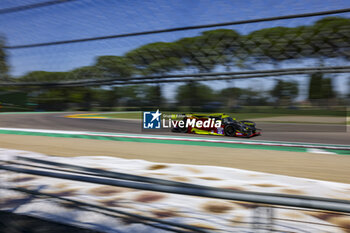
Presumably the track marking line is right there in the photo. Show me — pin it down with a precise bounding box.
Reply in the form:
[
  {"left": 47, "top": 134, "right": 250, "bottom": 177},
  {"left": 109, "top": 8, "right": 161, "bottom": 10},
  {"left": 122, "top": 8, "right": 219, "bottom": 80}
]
[{"left": 307, "top": 149, "right": 337, "bottom": 154}]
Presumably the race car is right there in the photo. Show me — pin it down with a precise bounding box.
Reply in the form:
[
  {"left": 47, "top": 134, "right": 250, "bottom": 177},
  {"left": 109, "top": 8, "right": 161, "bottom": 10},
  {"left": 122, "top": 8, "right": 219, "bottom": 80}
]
[{"left": 171, "top": 113, "right": 261, "bottom": 138}]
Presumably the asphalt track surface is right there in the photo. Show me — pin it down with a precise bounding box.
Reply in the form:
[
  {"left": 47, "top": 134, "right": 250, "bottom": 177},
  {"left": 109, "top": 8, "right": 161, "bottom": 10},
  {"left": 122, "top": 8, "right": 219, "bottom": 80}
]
[{"left": 0, "top": 112, "right": 348, "bottom": 145}]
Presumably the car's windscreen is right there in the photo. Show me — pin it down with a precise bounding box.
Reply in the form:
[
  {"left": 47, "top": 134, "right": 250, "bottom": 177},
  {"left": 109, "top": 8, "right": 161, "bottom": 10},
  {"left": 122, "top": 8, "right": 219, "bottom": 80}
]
[{"left": 223, "top": 117, "right": 235, "bottom": 123}]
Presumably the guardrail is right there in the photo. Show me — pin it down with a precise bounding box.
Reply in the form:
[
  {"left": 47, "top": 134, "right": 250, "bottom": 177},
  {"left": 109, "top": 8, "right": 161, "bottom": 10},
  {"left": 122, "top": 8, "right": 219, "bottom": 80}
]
[{"left": 1, "top": 156, "right": 350, "bottom": 232}]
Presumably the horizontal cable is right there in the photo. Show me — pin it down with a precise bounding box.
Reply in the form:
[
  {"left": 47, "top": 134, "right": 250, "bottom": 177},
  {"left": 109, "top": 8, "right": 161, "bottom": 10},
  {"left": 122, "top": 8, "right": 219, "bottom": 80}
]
[
  {"left": 102, "top": 69, "right": 350, "bottom": 86},
  {"left": 83, "top": 65, "right": 350, "bottom": 84},
  {"left": 3, "top": 66, "right": 350, "bottom": 87},
  {"left": 1, "top": 159, "right": 106, "bottom": 177},
  {"left": 4, "top": 8, "right": 350, "bottom": 49},
  {"left": 15, "top": 156, "right": 228, "bottom": 191},
  {"left": 2, "top": 164, "right": 350, "bottom": 213},
  {"left": 0, "top": 0, "right": 77, "bottom": 15},
  {"left": 72, "top": 65, "right": 350, "bottom": 82}
]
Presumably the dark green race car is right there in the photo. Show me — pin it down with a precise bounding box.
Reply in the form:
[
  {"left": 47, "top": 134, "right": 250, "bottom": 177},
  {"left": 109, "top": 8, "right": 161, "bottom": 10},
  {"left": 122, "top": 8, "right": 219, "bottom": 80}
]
[{"left": 171, "top": 113, "right": 261, "bottom": 138}]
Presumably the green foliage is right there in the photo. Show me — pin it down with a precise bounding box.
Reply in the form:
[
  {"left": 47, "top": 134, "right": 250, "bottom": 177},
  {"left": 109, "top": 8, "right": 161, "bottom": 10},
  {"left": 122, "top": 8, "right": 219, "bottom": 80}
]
[
  {"left": 178, "top": 29, "right": 241, "bottom": 71},
  {"left": 70, "top": 66, "right": 101, "bottom": 80},
  {"left": 144, "top": 85, "right": 162, "bottom": 107},
  {"left": 321, "top": 77, "right": 335, "bottom": 99},
  {"left": 219, "top": 87, "right": 243, "bottom": 107},
  {"left": 308, "top": 73, "right": 335, "bottom": 101},
  {"left": 308, "top": 73, "right": 323, "bottom": 100},
  {"left": 176, "top": 82, "right": 215, "bottom": 107},
  {"left": 219, "top": 87, "right": 244, "bottom": 99},
  {"left": 0, "top": 91, "right": 27, "bottom": 107},
  {"left": 245, "top": 27, "right": 293, "bottom": 64},
  {"left": 145, "top": 57, "right": 183, "bottom": 75},
  {"left": 126, "top": 42, "right": 183, "bottom": 75},
  {"left": 271, "top": 80, "right": 299, "bottom": 101},
  {"left": 19, "top": 71, "right": 68, "bottom": 82},
  {"left": 10, "top": 17, "right": 350, "bottom": 110},
  {"left": 243, "top": 17, "right": 350, "bottom": 66},
  {"left": 0, "top": 36, "right": 9, "bottom": 80},
  {"left": 32, "top": 89, "right": 68, "bottom": 111},
  {"left": 95, "top": 56, "right": 134, "bottom": 78},
  {"left": 94, "top": 87, "right": 120, "bottom": 108}
]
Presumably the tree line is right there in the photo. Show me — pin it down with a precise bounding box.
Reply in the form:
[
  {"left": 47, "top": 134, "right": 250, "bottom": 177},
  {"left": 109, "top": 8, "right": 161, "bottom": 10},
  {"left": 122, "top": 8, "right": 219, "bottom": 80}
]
[{"left": 0, "top": 17, "right": 349, "bottom": 111}]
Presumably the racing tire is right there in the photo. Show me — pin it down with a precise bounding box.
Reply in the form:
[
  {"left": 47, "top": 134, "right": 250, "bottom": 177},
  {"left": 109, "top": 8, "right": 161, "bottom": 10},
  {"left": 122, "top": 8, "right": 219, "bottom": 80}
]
[{"left": 224, "top": 125, "right": 236, "bottom": 137}]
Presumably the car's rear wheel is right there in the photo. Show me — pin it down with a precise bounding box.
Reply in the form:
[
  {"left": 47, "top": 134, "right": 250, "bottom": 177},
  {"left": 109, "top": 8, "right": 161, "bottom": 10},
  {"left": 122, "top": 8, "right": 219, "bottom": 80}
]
[{"left": 224, "top": 125, "right": 236, "bottom": 137}]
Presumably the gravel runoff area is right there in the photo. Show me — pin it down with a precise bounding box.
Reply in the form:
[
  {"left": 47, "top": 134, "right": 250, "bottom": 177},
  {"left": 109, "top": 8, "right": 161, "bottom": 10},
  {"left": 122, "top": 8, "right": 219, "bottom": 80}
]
[{"left": 1, "top": 134, "right": 350, "bottom": 184}]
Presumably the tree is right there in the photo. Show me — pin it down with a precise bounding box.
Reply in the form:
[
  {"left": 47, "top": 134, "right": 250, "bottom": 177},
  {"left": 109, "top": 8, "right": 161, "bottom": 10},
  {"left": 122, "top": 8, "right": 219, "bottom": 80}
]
[
  {"left": 70, "top": 66, "right": 101, "bottom": 80},
  {"left": 10, "top": 16, "right": 349, "bottom": 111},
  {"left": 271, "top": 79, "right": 298, "bottom": 106},
  {"left": 219, "top": 87, "right": 243, "bottom": 107},
  {"left": 144, "top": 85, "right": 163, "bottom": 107},
  {"left": 308, "top": 73, "right": 323, "bottom": 101},
  {"left": 95, "top": 87, "right": 121, "bottom": 109},
  {"left": 19, "top": 71, "right": 69, "bottom": 83},
  {"left": 239, "top": 89, "right": 269, "bottom": 106},
  {"left": 0, "top": 36, "right": 9, "bottom": 80},
  {"left": 126, "top": 42, "right": 183, "bottom": 75},
  {"left": 308, "top": 72, "right": 336, "bottom": 102},
  {"left": 308, "top": 72, "right": 336, "bottom": 107},
  {"left": 19, "top": 70, "right": 98, "bottom": 110},
  {"left": 95, "top": 56, "right": 134, "bottom": 78},
  {"left": 311, "top": 17, "right": 350, "bottom": 60},
  {"left": 244, "top": 17, "right": 350, "bottom": 68},
  {"left": 33, "top": 88, "right": 68, "bottom": 111},
  {"left": 200, "top": 29, "right": 241, "bottom": 66},
  {"left": 321, "top": 77, "right": 335, "bottom": 99},
  {"left": 244, "top": 27, "right": 292, "bottom": 67},
  {"left": 175, "top": 29, "right": 241, "bottom": 72},
  {"left": 126, "top": 42, "right": 183, "bottom": 107},
  {"left": 176, "top": 82, "right": 215, "bottom": 108}
]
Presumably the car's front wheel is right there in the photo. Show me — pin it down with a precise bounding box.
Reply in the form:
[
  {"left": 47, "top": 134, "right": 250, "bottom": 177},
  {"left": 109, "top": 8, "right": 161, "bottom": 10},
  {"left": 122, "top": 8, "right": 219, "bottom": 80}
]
[{"left": 224, "top": 125, "right": 236, "bottom": 137}]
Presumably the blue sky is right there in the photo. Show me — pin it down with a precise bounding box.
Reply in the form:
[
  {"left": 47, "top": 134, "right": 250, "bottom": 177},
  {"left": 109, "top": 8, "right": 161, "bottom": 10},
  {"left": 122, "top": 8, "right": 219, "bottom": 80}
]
[{"left": 0, "top": 0, "right": 349, "bottom": 100}]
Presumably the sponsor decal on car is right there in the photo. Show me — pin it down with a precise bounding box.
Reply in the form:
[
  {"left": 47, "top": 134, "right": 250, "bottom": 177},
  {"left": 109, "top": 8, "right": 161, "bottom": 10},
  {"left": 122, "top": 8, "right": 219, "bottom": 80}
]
[{"left": 217, "top": 127, "right": 224, "bottom": 135}]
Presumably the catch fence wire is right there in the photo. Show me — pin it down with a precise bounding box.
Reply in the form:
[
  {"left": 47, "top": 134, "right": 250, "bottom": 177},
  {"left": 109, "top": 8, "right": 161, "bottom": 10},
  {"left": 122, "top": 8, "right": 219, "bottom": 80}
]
[
  {"left": 0, "top": 3, "right": 350, "bottom": 231},
  {"left": 0, "top": 2, "right": 349, "bottom": 86}
]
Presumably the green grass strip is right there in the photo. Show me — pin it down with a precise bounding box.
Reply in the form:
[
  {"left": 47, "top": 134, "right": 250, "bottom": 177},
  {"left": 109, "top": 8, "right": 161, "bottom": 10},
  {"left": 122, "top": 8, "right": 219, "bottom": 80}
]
[
  {"left": 0, "top": 129, "right": 348, "bottom": 155},
  {"left": 324, "top": 149, "right": 350, "bottom": 155},
  {"left": 0, "top": 129, "right": 307, "bottom": 153}
]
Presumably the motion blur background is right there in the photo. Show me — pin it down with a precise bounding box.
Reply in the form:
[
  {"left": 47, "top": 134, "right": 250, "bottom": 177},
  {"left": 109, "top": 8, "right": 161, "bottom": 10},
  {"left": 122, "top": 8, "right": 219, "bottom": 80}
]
[
  {"left": 1, "top": 2, "right": 350, "bottom": 233},
  {"left": 0, "top": 0, "right": 349, "bottom": 117}
]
